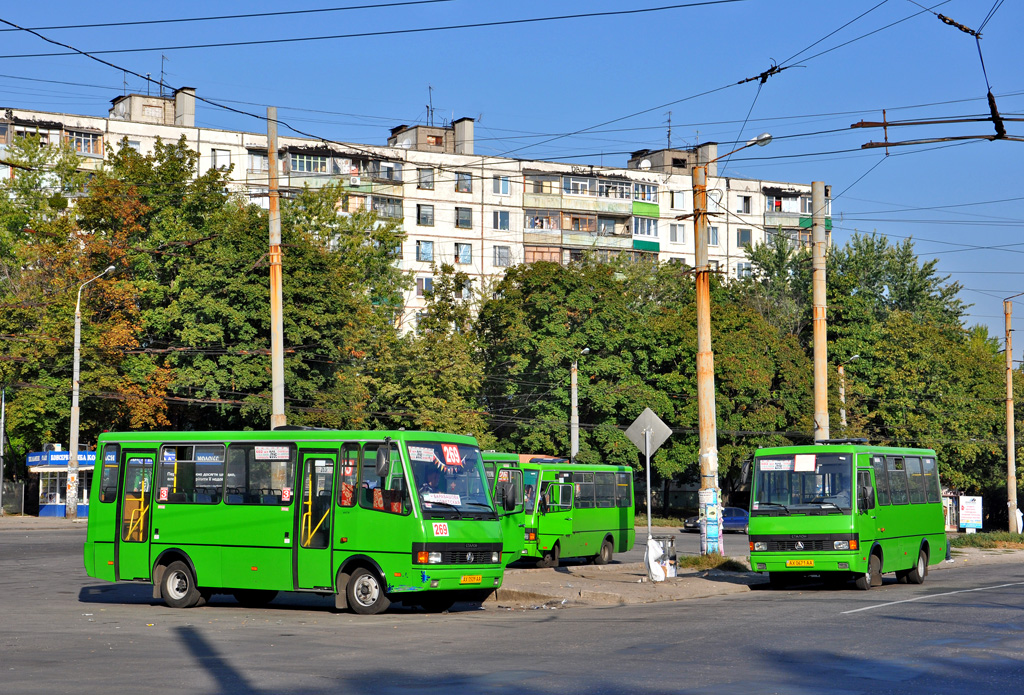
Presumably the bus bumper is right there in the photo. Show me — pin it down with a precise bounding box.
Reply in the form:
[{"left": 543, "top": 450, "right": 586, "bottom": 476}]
[
  {"left": 749, "top": 552, "right": 866, "bottom": 574},
  {"left": 396, "top": 566, "right": 504, "bottom": 593}
]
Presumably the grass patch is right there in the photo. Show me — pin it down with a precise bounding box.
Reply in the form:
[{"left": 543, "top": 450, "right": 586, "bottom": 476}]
[
  {"left": 676, "top": 554, "right": 748, "bottom": 572},
  {"left": 949, "top": 532, "right": 1024, "bottom": 550}
]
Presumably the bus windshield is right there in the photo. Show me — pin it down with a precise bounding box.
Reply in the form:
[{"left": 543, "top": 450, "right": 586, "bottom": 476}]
[
  {"left": 407, "top": 441, "right": 494, "bottom": 517},
  {"left": 752, "top": 453, "right": 854, "bottom": 514}
]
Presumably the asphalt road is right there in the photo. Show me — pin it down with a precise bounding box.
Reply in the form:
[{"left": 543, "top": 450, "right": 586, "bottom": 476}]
[{"left": 3, "top": 526, "right": 1023, "bottom": 694}]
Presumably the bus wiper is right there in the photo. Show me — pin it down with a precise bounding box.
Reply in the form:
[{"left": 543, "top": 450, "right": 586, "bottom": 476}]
[
  {"left": 819, "top": 501, "right": 844, "bottom": 512},
  {"left": 758, "top": 502, "right": 791, "bottom": 515},
  {"left": 424, "top": 500, "right": 463, "bottom": 518},
  {"left": 462, "top": 502, "right": 498, "bottom": 517}
]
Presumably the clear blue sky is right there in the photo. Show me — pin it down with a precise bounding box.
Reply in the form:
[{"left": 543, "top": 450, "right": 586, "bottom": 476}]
[{"left": 1, "top": 1, "right": 1021, "bottom": 359}]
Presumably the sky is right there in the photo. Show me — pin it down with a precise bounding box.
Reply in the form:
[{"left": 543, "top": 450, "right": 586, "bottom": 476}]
[{"left": 1, "top": 0, "right": 1022, "bottom": 360}]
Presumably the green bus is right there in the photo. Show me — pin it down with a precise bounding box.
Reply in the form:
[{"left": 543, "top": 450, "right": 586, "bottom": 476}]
[
  {"left": 483, "top": 454, "right": 635, "bottom": 567},
  {"left": 748, "top": 442, "right": 947, "bottom": 589},
  {"left": 83, "top": 429, "right": 511, "bottom": 614}
]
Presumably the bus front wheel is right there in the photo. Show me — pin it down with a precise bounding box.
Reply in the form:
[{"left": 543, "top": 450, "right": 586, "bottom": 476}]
[
  {"left": 855, "top": 554, "right": 882, "bottom": 590},
  {"left": 347, "top": 567, "right": 391, "bottom": 615},
  {"left": 537, "top": 544, "right": 560, "bottom": 568},
  {"left": 161, "top": 560, "right": 202, "bottom": 608}
]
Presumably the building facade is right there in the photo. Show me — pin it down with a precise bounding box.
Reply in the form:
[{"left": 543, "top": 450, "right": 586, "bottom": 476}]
[{"left": 1, "top": 89, "right": 830, "bottom": 330}]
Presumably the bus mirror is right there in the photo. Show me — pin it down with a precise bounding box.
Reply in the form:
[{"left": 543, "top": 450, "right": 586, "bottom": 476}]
[
  {"left": 741, "top": 460, "right": 751, "bottom": 485},
  {"left": 375, "top": 448, "right": 390, "bottom": 478},
  {"left": 859, "top": 486, "right": 875, "bottom": 511},
  {"left": 503, "top": 484, "right": 516, "bottom": 512}
]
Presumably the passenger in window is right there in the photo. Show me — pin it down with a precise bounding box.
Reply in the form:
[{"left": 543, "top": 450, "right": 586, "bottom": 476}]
[{"left": 420, "top": 467, "right": 444, "bottom": 494}]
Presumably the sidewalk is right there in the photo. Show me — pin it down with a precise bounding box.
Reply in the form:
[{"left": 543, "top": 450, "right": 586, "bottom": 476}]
[{"left": 0, "top": 514, "right": 86, "bottom": 530}]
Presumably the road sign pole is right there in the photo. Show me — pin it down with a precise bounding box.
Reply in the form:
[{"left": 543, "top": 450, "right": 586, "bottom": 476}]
[{"left": 645, "top": 428, "right": 652, "bottom": 541}]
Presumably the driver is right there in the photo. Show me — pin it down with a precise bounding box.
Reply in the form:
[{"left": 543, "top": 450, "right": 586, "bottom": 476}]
[{"left": 420, "top": 466, "right": 443, "bottom": 494}]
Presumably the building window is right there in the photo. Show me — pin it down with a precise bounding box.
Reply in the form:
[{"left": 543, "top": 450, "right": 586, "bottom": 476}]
[
  {"left": 563, "top": 176, "right": 594, "bottom": 196},
  {"left": 455, "top": 172, "right": 472, "bottom": 193},
  {"left": 736, "top": 262, "right": 752, "bottom": 278},
  {"left": 737, "top": 228, "right": 752, "bottom": 246},
  {"left": 598, "top": 180, "right": 630, "bottom": 199},
  {"left": 597, "top": 217, "right": 616, "bottom": 236},
  {"left": 68, "top": 130, "right": 102, "bottom": 156},
  {"left": 455, "top": 243, "right": 472, "bottom": 264},
  {"left": 416, "top": 277, "right": 434, "bottom": 297},
  {"left": 801, "top": 196, "right": 814, "bottom": 214},
  {"left": 494, "top": 246, "right": 511, "bottom": 267},
  {"left": 670, "top": 223, "right": 684, "bottom": 243},
  {"left": 708, "top": 226, "right": 719, "bottom": 246},
  {"left": 670, "top": 191, "right": 687, "bottom": 209},
  {"left": 493, "top": 175, "right": 510, "bottom": 195},
  {"left": 633, "top": 217, "right": 658, "bottom": 237},
  {"left": 211, "top": 148, "right": 231, "bottom": 170},
  {"left": 417, "top": 204, "right": 434, "bottom": 226},
  {"left": 127, "top": 140, "right": 142, "bottom": 152},
  {"left": 737, "top": 195, "right": 752, "bottom": 214},
  {"left": 493, "top": 210, "right": 510, "bottom": 230},
  {"left": 633, "top": 183, "right": 658, "bottom": 203},
  {"left": 709, "top": 260, "right": 720, "bottom": 271},
  {"left": 372, "top": 196, "right": 403, "bottom": 220},
  {"left": 416, "top": 240, "right": 434, "bottom": 262},
  {"left": 563, "top": 212, "right": 597, "bottom": 233},
  {"left": 248, "top": 151, "right": 269, "bottom": 172},
  {"left": 427, "top": 134, "right": 443, "bottom": 147},
  {"left": 766, "top": 195, "right": 800, "bottom": 213},
  {"left": 526, "top": 174, "right": 558, "bottom": 194},
  {"left": 372, "top": 160, "right": 401, "bottom": 181},
  {"left": 456, "top": 207, "right": 472, "bottom": 229},
  {"left": 525, "top": 247, "right": 561, "bottom": 264},
  {"left": 291, "top": 153, "right": 328, "bottom": 173},
  {"left": 454, "top": 278, "right": 473, "bottom": 300},
  {"left": 417, "top": 167, "right": 434, "bottom": 189},
  {"left": 525, "top": 209, "right": 559, "bottom": 231}
]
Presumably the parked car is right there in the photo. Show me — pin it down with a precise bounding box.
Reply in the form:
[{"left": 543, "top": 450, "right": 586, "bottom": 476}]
[{"left": 682, "top": 507, "right": 749, "bottom": 534}]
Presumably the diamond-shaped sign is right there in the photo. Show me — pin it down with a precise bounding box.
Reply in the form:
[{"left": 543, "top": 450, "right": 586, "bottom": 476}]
[{"left": 625, "top": 408, "right": 673, "bottom": 457}]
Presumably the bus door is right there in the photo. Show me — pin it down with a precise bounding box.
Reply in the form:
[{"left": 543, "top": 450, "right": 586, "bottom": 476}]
[
  {"left": 495, "top": 467, "right": 525, "bottom": 565},
  {"left": 116, "top": 451, "right": 155, "bottom": 581},
  {"left": 296, "top": 451, "right": 336, "bottom": 589},
  {"left": 539, "top": 481, "right": 573, "bottom": 550}
]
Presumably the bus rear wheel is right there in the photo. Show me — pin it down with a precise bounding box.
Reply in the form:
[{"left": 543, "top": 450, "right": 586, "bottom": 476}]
[
  {"left": 906, "top": 549, "right": 927, "bottom": 584},
  {"left": 161, "top": 560, "right": 202, "bottom": 609},
  {"left": 592, "top": 539, "right": 613, "bottom": 565},
  {"left": 347, "top": 567, "right": 391, "bottom": 615}
]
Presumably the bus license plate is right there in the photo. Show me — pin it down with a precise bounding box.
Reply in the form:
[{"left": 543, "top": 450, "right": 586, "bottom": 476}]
[
  {"left": 786, "top": 559, "right": 814, "bottom": 568},
  {"left": 460, "top": 575, "right": 482, "bottom": 585}
]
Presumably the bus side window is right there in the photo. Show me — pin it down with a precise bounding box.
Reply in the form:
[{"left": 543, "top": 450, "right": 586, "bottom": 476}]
[
  {"left": 595, "top": 473, "right": 615, "bottom": 508},
  {"left": 99, "top": 444, "right": 120, "bottom": 503},
  {"left": 338, "top": 443, "right": 360, "bottom": 508},
  {"left": 615, "top": 473, "right": 632, "bottom": 508},
  {"left": 905, "top": 457, "right": 926, "bottom": 504},
  {"left": 872, "top": 456, "right": 890, "bottom": 505},
  {"left": 921, "top": 457, "right": 941, "bottom": 503},
  {"left": 360, "top": 443, "right": 410, "bottom": 515},
  {"left": 856, "top": 470, "right": 874, "bottom": 510},
  {"left": 887, "top": 456, "right": 909, "bottom": 505}
]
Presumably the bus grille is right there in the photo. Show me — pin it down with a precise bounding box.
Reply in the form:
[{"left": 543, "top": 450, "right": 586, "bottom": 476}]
[{"left": 771, "top": 540, "right": 829, "bottom": 551}]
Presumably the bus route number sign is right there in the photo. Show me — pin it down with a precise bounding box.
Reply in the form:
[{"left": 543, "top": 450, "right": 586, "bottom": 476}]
[{"left": 432, "top": 522, "right": 450, "bottom": 537}]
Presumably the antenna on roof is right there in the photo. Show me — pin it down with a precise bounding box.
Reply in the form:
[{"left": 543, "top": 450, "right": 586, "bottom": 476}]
[
  {"left": 428, "top": 85, "right": 434, "bottom": 126},
  {"left": 160, "top": 55, "right": 168, "bottom": 97}
]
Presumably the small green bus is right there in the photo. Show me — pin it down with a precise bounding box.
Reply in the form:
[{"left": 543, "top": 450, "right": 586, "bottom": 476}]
[
  {"left": 748, "top": 442, "right": 946, "bottom": 589},
  {"left": 483, "top": 454, "right": 635, "bottom": 567},
  {"left": 84, "top": 429, "right": 509, "bottom": 614}
]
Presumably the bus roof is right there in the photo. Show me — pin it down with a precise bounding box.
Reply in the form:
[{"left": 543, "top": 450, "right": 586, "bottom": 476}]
[
  {"left": 754, "top": 443, "right": 937, "bottom": 457},
  {"left": 97, "top": 430, "right": 480, "bottom": 445}
]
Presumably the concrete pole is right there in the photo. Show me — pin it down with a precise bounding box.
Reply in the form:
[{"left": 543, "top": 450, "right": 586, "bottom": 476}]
[
  {"left": 570, "top": 359, "right": 579, "bottom": 463},
  {"left": 0, "top": 387, "right": 5, "bottom": 515},
  {"left": 66, "top": 265, "right": 113, "bottom": 520},
  {"left": 838, "top": 364, "right": 847, "bottom": 430},
  {"left": 268, "top": 107, "right": 287, "bottom": 430},
  {"left": 812, "top": 181, "right": 829, "bottom": 442},
  {"left": 1006, "top": 300, "right": 1019, "bottom": 533},
  {"left": 693, "top": 165, "right": 722, "bottom": 555}
]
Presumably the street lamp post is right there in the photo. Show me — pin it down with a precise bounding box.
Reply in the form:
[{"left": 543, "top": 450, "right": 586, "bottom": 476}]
[
  {"left": 570, "top": 348, "right": 590, "bottom": 463},
  {"left": 838, "top": 354, "right": 860, "bottom": 431},
  {"left": 692, "top": 133, "right": 771, "bottom": 555},
  {"left": 66, "top": 265, "right": 115, "bottom": 521}
]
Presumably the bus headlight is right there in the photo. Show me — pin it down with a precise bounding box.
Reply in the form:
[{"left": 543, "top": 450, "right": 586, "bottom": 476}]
[
  {"left": 428, "top": 551, "right": 442, "bottom": 564},
  {"left": 491, "top": 552, "right": 500, "bottom": 563},
  {"left": 753, "top": 542, "right": 767, "bottom": 551},
  {"left": 833, "top": 540, "right": 850, "bottom": 550}
]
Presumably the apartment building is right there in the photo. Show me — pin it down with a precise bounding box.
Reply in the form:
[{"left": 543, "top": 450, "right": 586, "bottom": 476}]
[{"left": 1, "top": 88, "right": 830, "bottom": 329}]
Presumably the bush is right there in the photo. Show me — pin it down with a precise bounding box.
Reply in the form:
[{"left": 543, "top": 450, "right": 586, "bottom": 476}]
[{"left": 950, "top": 531, "right": 1024, "bottom": 549}]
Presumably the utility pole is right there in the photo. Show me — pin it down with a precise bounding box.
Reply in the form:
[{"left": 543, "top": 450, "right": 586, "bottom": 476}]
[
  {"left": 267, "top": 107, "right": 286, "bottom": 430},
  {"left": 0, "top": 386, "right": 5, "bottom": 516},
  {"left": 570, "top": 348, "right": 589, "bottom": 463},
  {"left": 1005, "top": 298, "right": 1019, "bottom": 533},
  {"left": 812, "top": 181, "right": 829, "bottom": 442},
  {"left": 690, "top": 133, "right": 771, "bottom": 555}
]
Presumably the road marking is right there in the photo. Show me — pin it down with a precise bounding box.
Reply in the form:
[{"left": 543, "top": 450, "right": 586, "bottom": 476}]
[{"left": 842, "top": 581, "right": 1024, "bottom": 614}]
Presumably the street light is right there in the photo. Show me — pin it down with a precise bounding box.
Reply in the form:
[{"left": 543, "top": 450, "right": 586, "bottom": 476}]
[
  {"left": 838, "top": 354, "right": 860, "bottom": 430},
  {"left": 66, "top": 264, "right": 115, "bottom": 521},
  {"left": 692, "top": 133, "right": 771, "bottom": 556},
  {"left": 570, "top": 347, "right": 590, "bottom": 463}
]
